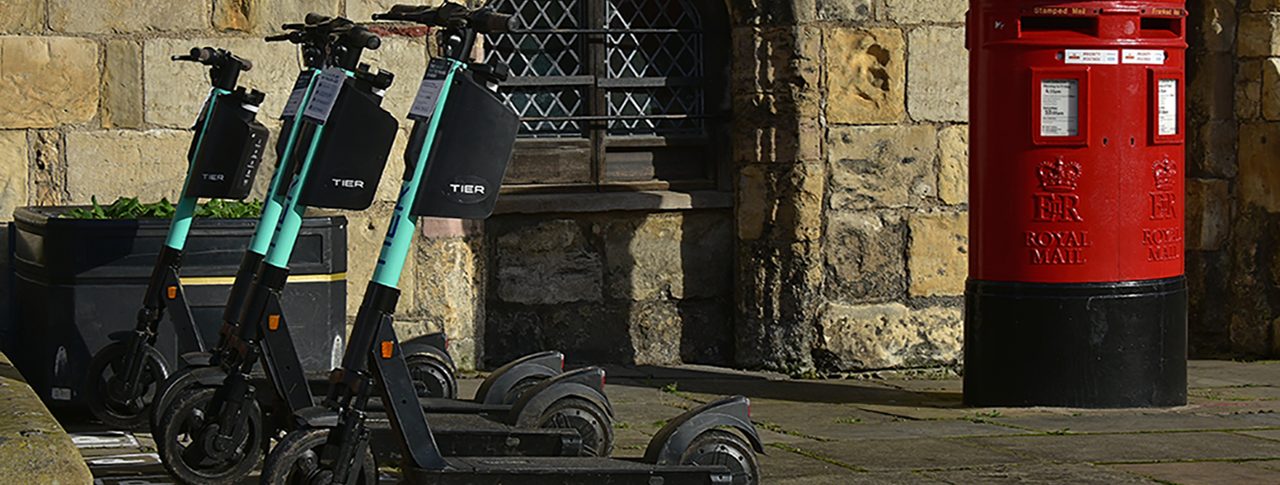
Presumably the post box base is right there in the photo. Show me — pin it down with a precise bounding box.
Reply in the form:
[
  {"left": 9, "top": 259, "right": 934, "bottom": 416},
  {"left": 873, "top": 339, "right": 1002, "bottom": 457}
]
[{"left": 963, "top": 276, "right": 1187, "bottom": 408}]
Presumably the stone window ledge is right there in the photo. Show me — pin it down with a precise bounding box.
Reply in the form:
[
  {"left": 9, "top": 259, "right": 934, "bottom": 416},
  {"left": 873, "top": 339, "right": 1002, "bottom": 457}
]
[{"left": 492, "top": 190, "right": 733, "bottom": 215}]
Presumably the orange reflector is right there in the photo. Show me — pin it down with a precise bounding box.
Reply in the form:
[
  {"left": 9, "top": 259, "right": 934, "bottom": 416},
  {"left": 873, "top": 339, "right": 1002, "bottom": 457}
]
[
  {"left": 167, "top": 286, "right": 177, "bottom": 299},
  {"left": 381, "top": 341, "right": 394, "bottom": 359},
  {"left": 268, "top": 315, "right": 280, "bottom": 331}
]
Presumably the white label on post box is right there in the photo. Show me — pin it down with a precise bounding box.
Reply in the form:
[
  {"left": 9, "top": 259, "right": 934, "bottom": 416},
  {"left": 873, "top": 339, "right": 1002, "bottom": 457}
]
[
  {"left": 1041, "top": 79, "right": 1079, "bottom": 137},
  {"left": 1064, "top": 49, "right": 1119, "bottom": 65},
  {"left": 1122, "top": 49, "right": 1167, "bottom": 65},
  {"left": 1157, "top": 79, "right": 1178, "bottom": 136}
]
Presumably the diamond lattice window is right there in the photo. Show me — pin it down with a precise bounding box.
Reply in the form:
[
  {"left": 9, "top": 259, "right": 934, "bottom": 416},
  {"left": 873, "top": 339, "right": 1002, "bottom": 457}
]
[{"left": 484, "top": 0, "right": 728, "bottom": 190}]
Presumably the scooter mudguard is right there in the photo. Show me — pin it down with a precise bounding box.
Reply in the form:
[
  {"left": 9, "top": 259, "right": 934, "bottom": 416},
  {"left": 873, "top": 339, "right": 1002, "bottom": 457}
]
[
  {"left": 180, "top": 351, "right": 214, "bottom": 367},
  {"left": 510, "top": 367, "right": 613, "bottom": 427},
  {"left": 474, "top": 350, "right": 564, "bottom": 406},
  {"left": 401, "top": 332, "right": 455, "bottom": 370},
  {"left": 292, "top": 404, "right": 341, "bottom": 429},
  {"left": 643, "top": 395, "right": 765, "bottom": 465}
]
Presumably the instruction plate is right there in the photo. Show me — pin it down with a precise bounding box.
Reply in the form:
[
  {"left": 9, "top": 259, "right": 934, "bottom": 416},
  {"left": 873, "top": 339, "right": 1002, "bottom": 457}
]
[
  {"left": 1122, "top": 49, "right": 1167, "bottom": 65},
  {"left": 1040, "top": 79, "right": 1079, "bottom": 137},
  {"left": 301, "top": 67, "right": 346, "bottom": 125},
  {"left": 1064, "top": 49, "right": 1118, "bottom": 65},
  {"left": 1157, "top": 78, "right": 1178, "bottom": 136},
  {"left": 408, "top": 58, "right": 454, "bottom": 121},
  {"left": 280, "top": 71, "right": 314, "bottom": 119}
]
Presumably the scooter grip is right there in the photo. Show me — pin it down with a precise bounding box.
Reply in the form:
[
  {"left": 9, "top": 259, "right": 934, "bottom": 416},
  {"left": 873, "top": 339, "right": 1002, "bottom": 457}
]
[{"left": 348, "top": 26, "right": 382, "bottom": 50}]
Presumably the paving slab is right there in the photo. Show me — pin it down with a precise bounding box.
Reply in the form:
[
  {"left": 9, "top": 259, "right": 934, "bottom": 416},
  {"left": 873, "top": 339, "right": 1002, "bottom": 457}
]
[
  {"left": 924, "top": 463, "right": 1165, "bottom": 484},
  {"left": 854, "top": 403, "right": 971, "bottom": 420},
  {"left": 964, "top": 431, "right": 1280, "bottom": 463},
  {"left": 787, "top": 417, "right": 1030, "bottom": 441},
  {"left": 1234, "top": 428, "right": 1280, "bottom": 441},
  {"left": 1188, "top": 360, "right": 1280, "bottom": 388},
  {"left": 988, "top": 411, "right": 1273, "bottom": 434},
  {"left": 771, "top": 471, "right": 948, "bottom": 485},
  {"left": 1111, "top": 460, "right": 1280, "bottom": 485},
  {"left": 786, "top": 437, "right": 1036, "bottom": 471},
  {"left": 759, "top": 443, "right": 859, "bottom": 479}
]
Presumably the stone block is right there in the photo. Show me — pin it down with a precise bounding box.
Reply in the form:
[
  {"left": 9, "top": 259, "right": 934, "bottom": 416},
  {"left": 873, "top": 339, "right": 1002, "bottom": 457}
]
[
  {"left": 215, "top": 0, "right": 340, "bottom": 34},
  {"left": 0, "top": 354, "right": 93, "bottom": 485},
  {"left": 886, "top": 0, "right": 966, "bottom": 23},
  {"left": 727, "top": 0, "right": 815, "bottom": 25},
  {"left": 0, "top": 37, "right": 99, "bottom": 129},
  {"left": 824, "top": 211, "right": 907, "bottom": 302},
  {"left": 627, "top": 299, "right": 683, "bottom": 365},
  {"left": 1188, "top": 52, "right": 1237, "bottom": 122},
  {"left": 907, "top": 26, "right": 967, "bottom": 122},
  {"left": 342, "top": 202, "right": 416, "bottom": 315},
  {"left": 1186, "top": 178, "right": 1230, "bottom": 251},
  {"left": 49, "top": 0, "right": 210, "bottom": 33},
  {"left": 826, "top": 28, "right": 906, "bottom": 125},
  {"left": 495, "top": 219, "right": 602, "bottom": 304},
  {"left": 818, "top": 0, "right": 874, "bottom": 22},
  {"left": 1238, "top": 59, "right": 1262, "bottom": 121},
  {"left": 102, "top": 41, "right": 144, "bottom": 129},
  {"left": 0, "top": 0, "right": 44, "bottom": 33},
  {"left": 1239, "top": 122, "right": 1280, "bottom": 212},
  {"left": 0, "top": 131, "right": 27, "bottom": 222},
  {"left": 819, "top": 303, "right": 962, "bottom": 370},
  {"left": 732, "top": 94, "right": 819, "bottom": 164},
  {"left": 1239, "top": 13, "right": 1280, "bottom": 57},
  {"left": 64, "top": 130, "right": 191, "bottom": 203},
  {"left": 828, "top": 124, "right": 937, "bottom": 210},
  {"left": 604, "top": 212, "right": 732, "bottom": 302},
  {"left": 737, "top": 164, "right": 769, "bottom": 240},
  {"left": 411, "top": 236, "right": 482, "bottom": 370},
  {"left": 359, "top": 37, "right": 430, "bottom": 121},
  {"left": 1189, "top": 119, "right": 1239, "bottom": 178},
  {"left": 908, "top": 212, "right": 968, "bottom": 297},
  {"left": 485, "top": 303, "right": 632, "bottom": 367},
  {"left": 1265, "top": 59, "right": 1280, "bottom": 121},
  {"left": 731, "top": 26, "right": 821, "bottom": 96},
  {"left": 144, "top": 38, "right": 299, "bottom": 128},
  {"left": 938, "top": 125, "right": 967, "bottom": 205},
  {"left": 348, "top": 0, "right": 439, "bottom": 27}
]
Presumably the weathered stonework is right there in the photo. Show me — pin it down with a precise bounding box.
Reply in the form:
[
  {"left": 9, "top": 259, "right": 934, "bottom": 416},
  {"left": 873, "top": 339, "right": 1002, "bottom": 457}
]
[
  {"left": 1239, "top": 122, "right": 1280, "bottom": 212},
  {"left": 495, "top": 219, "right": 603, "bottom": 305},
  {"left": 824, "top": 211, "right": 907, "bottom": 303},
  {"left": 826, "top": 28, "right": 905, "bottom": 125},
  {"left": 103, "top": 41, "right": 144, "bottom": 129},
  {"left": 144, "top": 38, "right": 298, "bottom": 128},
  {"left": 1189, "top": 52, "right": 1237, "bottom": 122},
  {"left": 0, "top": 37, "right": 99, "bottom": 129},
  {"left": 818, "top": 303, "right": 962, "bottom": 371},
  {"left": 907, "top": 26, "right": 967, "bottom": 123},
  {"left": 828, "top": 124, "right": 937, "bottom": 210},
  {"left": 0, "top": 0, "right": 44, "bottom": 33},
  {"left": 1238, "top": 59, "right": 1262, "bottom": 121},
  {"left": 908, "top": 212, "right": 968, "bottom": 297},
  {"left": 1194, "top": 0, "right": 1238, "bottom": 53},
  {"left": 1265, "top": 58, "right": 1280, "bottom": 121},
  {"left": 49, "top": 0, "right": 210, "bottom": 33},
  {"left": 938, "top": 125, "right": 968, "bottom": 205},
  {"left": 341, "top": 202, "right": 416, "bottom": 316},
  {"left": 1191, "top": 119, "right": 1239, "bottom": 178},
  {"left": 1187, "top": 178, "right": 1231, "bottom": 251},
  {"left": 0, "top": 131, "right": 27, "bottom": 222},
  {"left": 1239, "top": 13, "right": 1280, "bottom": 57},
  {"left": 411, "top": 235, "right": 483, "bottom": 370},
  {"left": 64, "top": 130, "right": 191, "bottom": 203},
  {"left": 348, "top": 0, "right": 414, "bottom": 25},
  {"left": 732, "top": 93, "right": 822, "bottom": 164},
  {"left": 885, "top": 0, "right": 966, "bottom": 23},
  {"left": 30, "top": 131, "right": 65, "bottom": 206},
  {"left": 817, "top": 0, "right": 873, "bottom": 22},
  {"left": 359, "top": 37, "right": 430, "bottom": 124}
]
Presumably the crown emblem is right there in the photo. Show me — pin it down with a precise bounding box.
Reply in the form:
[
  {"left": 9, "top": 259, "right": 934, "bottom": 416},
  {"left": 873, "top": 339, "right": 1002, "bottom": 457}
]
[
  {"left": 1037, "top": 156, "right": 1082, "bottom": 192},
  {"left": 1153, "top": 157, "right": 1177, "bottom": 191}
]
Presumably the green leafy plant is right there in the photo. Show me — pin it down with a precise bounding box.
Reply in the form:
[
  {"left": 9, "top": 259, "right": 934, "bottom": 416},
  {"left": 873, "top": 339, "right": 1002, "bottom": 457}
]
[{"left": 63, "top": 196, "right": 262, "bottom": 219}]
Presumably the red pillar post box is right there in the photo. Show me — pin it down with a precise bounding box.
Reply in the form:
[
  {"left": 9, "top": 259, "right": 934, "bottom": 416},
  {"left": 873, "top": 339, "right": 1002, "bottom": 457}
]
[{"left": 965, "top": 0, "right": 1187, "bottom": 407}]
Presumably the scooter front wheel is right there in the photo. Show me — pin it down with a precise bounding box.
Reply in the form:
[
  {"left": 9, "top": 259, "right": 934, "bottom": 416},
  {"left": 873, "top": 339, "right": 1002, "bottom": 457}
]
[
  {"left": 405, "top": 353, "right": 457, "bottom": 399},
  {"left": 84, "top": 341, "right": 169, "bottom": 430},
  {"left": 150, "top": 365, "right": 203, "bottom": 434},
  {"left": 157, "top": 387, "right": 266, "bottom": 485},
  {"left": 260, "top": 427, "right": 377, "bottom": 485},
  {"left": 680, "top": 429, "right": 760, "bottom": 485},
  {"left": 537, "top": 396, "right": 614, "bottom": 457}
]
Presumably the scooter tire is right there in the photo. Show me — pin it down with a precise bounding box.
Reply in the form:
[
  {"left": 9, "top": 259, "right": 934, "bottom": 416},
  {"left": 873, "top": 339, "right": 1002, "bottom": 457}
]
[
  {"left": 84, "top": 341, "right": 169, "bottom": 430},
  {"left": 260, "top": 427, "right": 377, "bottom": 485},
  {"left": 157, "top": 387, "right": 266, "bottom": 485}
]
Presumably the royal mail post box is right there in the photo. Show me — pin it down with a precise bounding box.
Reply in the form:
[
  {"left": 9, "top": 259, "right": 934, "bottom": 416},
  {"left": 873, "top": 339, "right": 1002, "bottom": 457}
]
[{"left": 965, "top": 0, "right": 1188, "bottom": 407}]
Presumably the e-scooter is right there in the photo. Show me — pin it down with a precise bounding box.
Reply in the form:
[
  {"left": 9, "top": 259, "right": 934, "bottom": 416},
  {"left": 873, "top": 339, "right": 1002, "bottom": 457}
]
[
  {"left": 261, "top": 4, "right": 763, "bottom": 484},
  {"left": 82, "top": 47, "right": 269, "bottom": 430}
]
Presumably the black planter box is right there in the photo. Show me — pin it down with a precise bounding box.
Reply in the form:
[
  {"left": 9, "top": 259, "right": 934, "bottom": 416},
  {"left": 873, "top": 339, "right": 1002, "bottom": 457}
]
[{"left": 7, "top": 206, "right": 347, "bottom": 409}]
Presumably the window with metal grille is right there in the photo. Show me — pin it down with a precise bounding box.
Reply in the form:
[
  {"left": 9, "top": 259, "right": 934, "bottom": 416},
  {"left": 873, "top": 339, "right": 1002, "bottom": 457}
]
[{"left": 484, "top": 0, "right": 729, "bottom": 193}]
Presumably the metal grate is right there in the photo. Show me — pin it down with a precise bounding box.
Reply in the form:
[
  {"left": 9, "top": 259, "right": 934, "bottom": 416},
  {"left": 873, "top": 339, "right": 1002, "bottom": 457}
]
[{"left": 485, "top": 0, "right": 705, "bottom": 138}]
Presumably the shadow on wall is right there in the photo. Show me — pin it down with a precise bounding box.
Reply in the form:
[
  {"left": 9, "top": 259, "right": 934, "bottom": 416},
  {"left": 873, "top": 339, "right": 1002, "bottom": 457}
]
[{"left": 482, "top": 197, "right": 735, "bottom": 368}]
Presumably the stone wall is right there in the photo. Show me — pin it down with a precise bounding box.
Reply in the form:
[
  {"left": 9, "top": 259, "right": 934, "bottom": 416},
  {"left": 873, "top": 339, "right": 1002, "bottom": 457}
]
[
  {"left": 0, "top": 0, "right": 472, "bottom": 364},
  {"left": 730, "top": 0, "right": 967, "bottom": 373}
]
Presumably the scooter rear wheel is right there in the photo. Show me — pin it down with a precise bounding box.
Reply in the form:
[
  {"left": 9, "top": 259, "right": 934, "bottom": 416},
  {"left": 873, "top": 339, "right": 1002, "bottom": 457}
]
[
  {"left": 84, "top": 341, "right": 169, "bottom": 430},
  {"left": 157, "top": 387, "right": 266, "bottom": 485},
  {"left": 536, "top": 396, "right": 614, "bottom": 457},
  {"left": 405, "top": 353, "right": 457, "bottom": 399},
  {"left": 680, "top": 429, "right": 760, "bottom": 485},
  {"left": 260, "top": 427, "right": 377, "bottom": 485}
]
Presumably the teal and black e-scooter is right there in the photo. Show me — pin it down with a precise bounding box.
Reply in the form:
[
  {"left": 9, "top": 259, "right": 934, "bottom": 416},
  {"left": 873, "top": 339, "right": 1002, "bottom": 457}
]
[
  {"left": 82, "top": 47, "right": 269, "bottom": 430},
  {"left": 262, "top": 4, "right": 762, "bottom": 485}
]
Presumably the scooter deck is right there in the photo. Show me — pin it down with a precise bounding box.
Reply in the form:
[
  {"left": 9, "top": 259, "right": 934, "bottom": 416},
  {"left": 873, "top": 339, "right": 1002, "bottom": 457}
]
[{"left": 401, "top": 456, "right": 731, "bottom": 485}]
